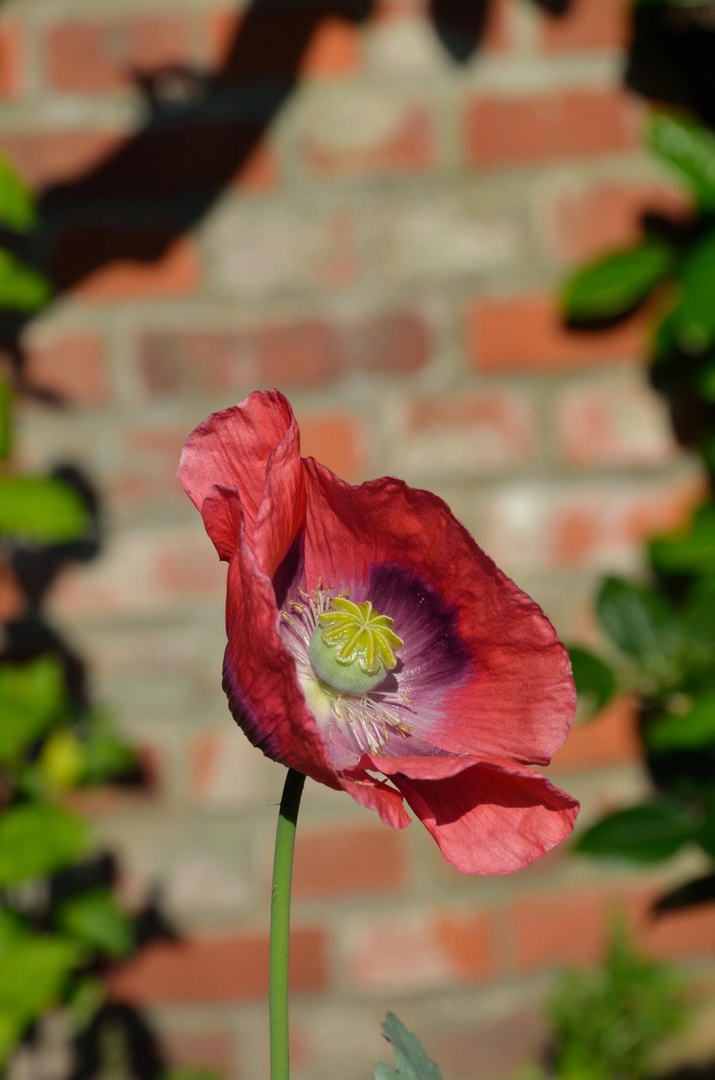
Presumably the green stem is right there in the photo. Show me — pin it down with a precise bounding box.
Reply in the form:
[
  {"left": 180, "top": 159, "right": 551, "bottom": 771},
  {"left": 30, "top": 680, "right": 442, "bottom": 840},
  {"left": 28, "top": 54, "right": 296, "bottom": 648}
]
[{"left": 269, "top": 767, "right": 305, "bottom": 1080}]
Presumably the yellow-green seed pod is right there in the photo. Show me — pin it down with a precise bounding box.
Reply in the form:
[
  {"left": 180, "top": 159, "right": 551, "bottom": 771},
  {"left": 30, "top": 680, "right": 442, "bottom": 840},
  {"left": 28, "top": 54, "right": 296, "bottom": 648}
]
[{"left": 309, "top": 598, "right": 402, "bottom": 696}]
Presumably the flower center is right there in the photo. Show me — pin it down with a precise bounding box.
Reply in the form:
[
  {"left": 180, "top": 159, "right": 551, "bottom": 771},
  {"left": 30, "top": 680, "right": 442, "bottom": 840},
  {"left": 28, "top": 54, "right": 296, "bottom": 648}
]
[{"left": 308, "top": 597, "right": 403, "bottom": 696}]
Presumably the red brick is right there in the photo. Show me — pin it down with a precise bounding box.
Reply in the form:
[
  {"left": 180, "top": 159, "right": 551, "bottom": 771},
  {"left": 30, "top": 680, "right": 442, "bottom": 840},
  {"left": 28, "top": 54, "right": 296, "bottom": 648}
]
[
  {"left": 555, "top": 375, "right": 676, "bottom": 469},
  {"left": 45, "top": 17, "right": 192, "bottom": 93},
  {"left": 235, "top": 142, "right": 281, "bottom": 193},
  {"left": 292, "top": 824, "right": 407, "bottom": 899},
  {"left": 52, "top": 231, "right": 200, "bottom": 301},
  {"left": 513, "top": 889, "right": 614, "bottom": 971},
  {"left": 547, "top": 180, "right": 688, "bottom": 264},
  {"left": 209, "top": 10, "right": 361, "bottom": 79},
  {"left": 551, "top": 695, "right": 640, "bottom": 772},
  {"left": 298, "top": 412, "right": 366, "bottom": 479},
  {"left": 465, "top": 88, "right": 641, "bottom": 169},
  {"left": 107, "top": 927, "right": 328, "bottom": 1003},
  {"left": 24, "top": 332, "right": 109, "bottom": 406},
  {"left": 346, "top": 909, "right": 494, "bottom": 990},
  {"left": 468, "top": 294, "right": 645, "bottom": 372},
  {"left": 305, "top": 106, "right": 436, "bottom": 177},
  {"left": 515, "top": 884, "right": 715, "bottom": 973},
  {"left": 0, "top": 22, "right": 25, "bottom": 98},
  {"left": 139, "top": 310, "right": 430, "bottom": 399},
  {"left": 189, "top": 729, "right": 270, "bottom": 810},
  {"left": 113, "top": 424, "right": 188, "bottom": 510},
  {"left": 401, "top": 393, "right": 535, "bottom": 474},
  {"left": 0, "top": 131, "right": 125, "bottom": 190},
  {"left": 0, "top": 562, "right": 24, "bottom": 622},
  {"left": 550, "top": 478, "right": 703, "bottom": 568},
  {"left": 162, "top": 1030, "right": 235, "bottom": 1075},
  {"left": 540, "top": 0, "right": 628, "bottom": 52}
]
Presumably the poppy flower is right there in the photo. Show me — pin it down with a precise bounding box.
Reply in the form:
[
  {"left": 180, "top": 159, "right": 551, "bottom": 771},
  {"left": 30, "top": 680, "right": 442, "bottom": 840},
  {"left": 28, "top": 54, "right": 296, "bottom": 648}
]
[{"left": 178, "top": 390, "right": 578, "bottom": 874}]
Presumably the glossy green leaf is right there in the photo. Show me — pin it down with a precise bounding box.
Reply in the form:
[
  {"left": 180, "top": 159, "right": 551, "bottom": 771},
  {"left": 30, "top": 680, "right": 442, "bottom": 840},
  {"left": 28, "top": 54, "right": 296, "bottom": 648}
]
[
  {"left": 0, "top": 474, "right": 88, "bottom": 542},
  {"left": 0, "top": 250, "right": 51, "bottom": 313},
  {"left": 650, "top": 502, "right": 715, "bottom": 576},
  {"left": 576, "top": 801, "right": 698, "bottom": 863},
  {"left": 562, "top": 241, "right": 673, "bottom": 323},
  {"left": 649, "top": 111, "right": 715, "bottom": 210},
  {"left": 0, "top": 656, "right": 67, "bottom": 765},
  {"left": 646, "top": 692, "right": 715, "bottom": 751},
  {"left": 568, "top": 646, "right": 618, "bottom": 718},
  {"left": 0, "top": 1010, "right": 22, "bottom": 1071},
  {"left": 58, "top": 890, "right": 133, "bottom": 960},
  {"left": 0, "top": 155, "right": 37, "bottom": 232},
  {"left": 0, "top": 804, "right": 88, "bottom": 886},
  {"left": 375, "top": 1014, "right": 442, "bottom": 1080},
  {"left": 671, "top": 232, "right": 715, "bottom": 354},
  {"left": 596, "top": 577, "right": 682, "bottom": 681}
]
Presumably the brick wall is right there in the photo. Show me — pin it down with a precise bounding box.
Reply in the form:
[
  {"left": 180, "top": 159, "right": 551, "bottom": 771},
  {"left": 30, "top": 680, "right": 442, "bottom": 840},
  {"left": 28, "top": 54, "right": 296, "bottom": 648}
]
[{"left": 1, "top": 0, "right": 711, "bottom": 1077}]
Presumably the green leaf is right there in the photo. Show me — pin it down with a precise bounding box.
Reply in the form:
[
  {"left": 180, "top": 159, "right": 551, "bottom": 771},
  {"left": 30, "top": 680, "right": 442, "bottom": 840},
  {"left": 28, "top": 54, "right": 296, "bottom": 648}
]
[
  {"left": 649, "top": 111, "right": 715, "bottom": 211},
  {"left": 646, "top": 692, "right": 715, "bottom": 751},
  {"left": 568, "top": 646, "right": 617, "bottom": 717},
  {"left": 0, "top": 373, "right": 12, "bottom": 462},
  {"left": 0, "top": 804, "right": 88, "bottom": 886},
  {"left": 0, "top": 474, "right": 89, "bottom": 543},
  {"left": 562, "top": 241, "right": 674, "bottom": 324},
  {"left": 0, "top": 155, "right": 37, "bottom": 232},
  {"left": 0, "top": 1010, "right": 22, "bottom": 1071},
  {"left": 0, "top": 925, "right": 82, "bottom": 1028},
  {"left": 58, "top": 890, "right": 133, "bottom": 960},
  {"left": 650, "top": 502, "right": 715, "bottom": 576},
  {"left": 0, "top": 656, "right": 67, "bottom": 765},
  {"left": 596, "top": 577, "right": 682, "bottom": 682},
  {"left": 671, "top": 231, "right": 715, "bottom": 354},
  {"left": 375, "top": 1014, "right": 442, "bottom": 1080},
  {"left": 0, "top": 250, "right": 51, "bottom": 313},
  {"left": 81, "top": 718, "right": 138, "bottom": 786},
  {"left": 576, "top": 801, "right": 699, "bottom": 863}
]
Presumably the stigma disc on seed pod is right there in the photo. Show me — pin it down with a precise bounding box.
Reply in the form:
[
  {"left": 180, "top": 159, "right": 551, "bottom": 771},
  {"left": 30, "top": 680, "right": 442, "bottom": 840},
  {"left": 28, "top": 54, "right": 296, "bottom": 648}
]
[{"left": 308, "top": 597, "right": 403, "bottom": 696}]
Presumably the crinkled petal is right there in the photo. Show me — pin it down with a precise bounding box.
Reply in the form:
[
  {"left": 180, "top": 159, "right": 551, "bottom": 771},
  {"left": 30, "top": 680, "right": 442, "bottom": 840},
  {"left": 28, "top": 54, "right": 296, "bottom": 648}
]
[
  {"left": 178, "top": 390, "right": 304, "bottom": 572},
  {"left": 339, "top": 770, "right": 411, "bottom": 829},
  {"left": 358, "top": 753, "right": 578, "bottom": 874},
  {"left": 302, "top": 459, "right": 575, "bottom": 766},
  {"left": 222, "top": 509, "right": 336, "bottom": 787}
]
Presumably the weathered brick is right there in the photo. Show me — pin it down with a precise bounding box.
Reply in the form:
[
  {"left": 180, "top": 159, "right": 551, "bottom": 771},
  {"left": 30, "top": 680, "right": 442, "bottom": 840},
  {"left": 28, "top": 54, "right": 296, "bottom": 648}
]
[
  {"left": 540, "top": 0, "right": 628, "bottom": 52},
  {"left": 190, "top": 728, "right": 276, "bottom": 810},
  {"left": 139, "top": 310, "right": 430, "bottom": 399},
  {"left": 513, "top": 888, "right": 616, "bottom": 971},
  {"left": 292, "top": 824, "right": 408, "bottom": 899},
  {"left": 52, "top": 230, "right": 200, "bottom": 301},
  {"left": 344, "top": 909, "right": 494, "bottom": 991},
  {"left": 107, "top": 927, "right": 328, "bottom": 1003},
  {"left": 161, "top": 1029, "right": 236, "bottom": 1076},
  {"left": 302, "top": 92, "right": 437, "bottom": 176},
  {"left": 208, "top": 9, "right": 361, "bottom": 79},
  {"left": 23, "top": 331, "right": 109, "bottom": 406},
  {"left": 389, "top": 393, "right": 536, "bottom": 479},
  {"left": 297, "top": 411, "right": 366, "bottom": 479},
  {"left": 546, "top": 179, "right": 688, "bottom": 264},
  {"left": 551, "top": 696, "right": 640, "bottom": 772},
  {"left": 555, "top": 372, "right": 677, "bottom": 469},
  {"left": 467, "top": 294, "right": 645, "bottom": 372},
  {"left": 0, "top": 22, "right": 25, "bottom": 98},
  {"left": 0, "top": 130, "right": 126, "bottom": 192},
  {"left": 465, "top": 88, "right": 641, "bottom": 169},
  {"left": 45, "top": 17, "right": 192, "bottom": 93}
]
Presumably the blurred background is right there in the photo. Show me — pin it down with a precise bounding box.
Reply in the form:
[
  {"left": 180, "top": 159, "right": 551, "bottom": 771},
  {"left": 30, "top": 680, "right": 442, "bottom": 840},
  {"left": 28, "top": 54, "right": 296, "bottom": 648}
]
[{"left": 1, "top": 0, "right": 715, "bottom": 1077}]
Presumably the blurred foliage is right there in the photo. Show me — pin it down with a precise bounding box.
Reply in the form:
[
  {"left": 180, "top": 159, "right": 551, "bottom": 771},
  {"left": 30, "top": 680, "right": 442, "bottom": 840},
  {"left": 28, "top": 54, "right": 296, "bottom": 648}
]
[
  {"left": 0, "top": 156, "right": 205, "bottom": 1080},
  {"left": 509, "top": 928, "right": 689, "bottom": 1080},
  {"left": 562, "top": 0, "right": 715, "bottom": 915}
]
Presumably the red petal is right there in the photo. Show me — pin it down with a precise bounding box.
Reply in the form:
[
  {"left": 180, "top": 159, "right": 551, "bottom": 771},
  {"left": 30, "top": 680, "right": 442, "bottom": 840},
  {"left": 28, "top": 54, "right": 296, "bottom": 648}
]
[
  {"left": 339, "top": 771, "right": 411, "bottom": 829},
  {"left": 360, "top": 753, "right": 578, "bottom": 874},
  {"left": 302, "top": 459, "right": 575, "bottom": 766},
  {"left": 177, "top": 390, "right": 304, "bottom": 573},
  {"left": 222, "top": 530, "right": 336, "bottom": 786}
]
